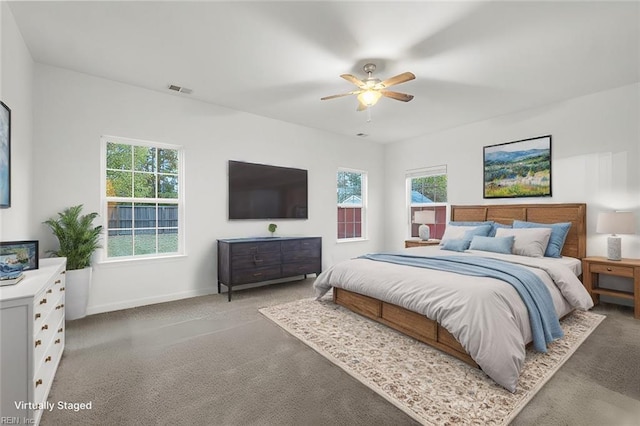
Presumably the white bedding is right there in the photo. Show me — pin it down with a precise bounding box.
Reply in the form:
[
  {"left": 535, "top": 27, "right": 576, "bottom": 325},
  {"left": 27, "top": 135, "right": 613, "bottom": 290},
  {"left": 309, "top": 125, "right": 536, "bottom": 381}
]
[{"left": 313, "top": 246, "right": 593, "bottom": 392}]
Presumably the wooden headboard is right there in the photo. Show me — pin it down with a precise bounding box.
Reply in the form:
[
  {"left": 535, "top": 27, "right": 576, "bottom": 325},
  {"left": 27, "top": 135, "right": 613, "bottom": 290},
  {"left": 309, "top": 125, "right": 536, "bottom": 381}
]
[{"left": 450, "top": 203, "right": 587, "bottom": 259}]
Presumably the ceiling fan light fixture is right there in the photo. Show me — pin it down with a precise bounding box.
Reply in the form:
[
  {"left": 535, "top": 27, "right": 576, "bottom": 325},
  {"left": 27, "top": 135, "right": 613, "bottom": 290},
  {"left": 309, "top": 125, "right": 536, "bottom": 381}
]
[{"left": 358, "top": 89, "right": 382, "bottom": 107}]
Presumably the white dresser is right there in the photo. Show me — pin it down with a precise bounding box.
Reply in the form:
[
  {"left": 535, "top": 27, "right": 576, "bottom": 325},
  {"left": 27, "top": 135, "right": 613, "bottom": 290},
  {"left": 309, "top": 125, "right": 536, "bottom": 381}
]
[{"left": 0, "top": 257, "right": 67, "bottom": 424}]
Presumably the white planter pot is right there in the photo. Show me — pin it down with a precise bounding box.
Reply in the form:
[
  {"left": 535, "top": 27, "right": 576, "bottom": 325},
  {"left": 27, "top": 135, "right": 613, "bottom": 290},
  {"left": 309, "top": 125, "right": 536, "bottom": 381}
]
[{"left": 65, "top": 267, "right": 92, "bottom": 320}]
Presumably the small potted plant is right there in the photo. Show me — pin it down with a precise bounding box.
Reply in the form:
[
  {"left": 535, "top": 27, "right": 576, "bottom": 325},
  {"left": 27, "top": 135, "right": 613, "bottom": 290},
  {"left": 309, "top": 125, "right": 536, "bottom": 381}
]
[
  {"left": 44, "top": 205, "right": 102, "bottom": 320},
  {"left": 268, "top": 223, "right": 277, "bottom": 237}
]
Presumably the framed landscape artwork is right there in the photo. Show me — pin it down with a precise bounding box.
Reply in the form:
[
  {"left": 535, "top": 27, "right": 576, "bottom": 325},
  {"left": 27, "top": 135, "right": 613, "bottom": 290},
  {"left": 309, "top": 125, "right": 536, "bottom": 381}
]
[
  {"left": 483, "top": 135, "right": 552, "bottom": 199},
  {"left": 0, "top": 101, "right": 10, "bottom": 208}
]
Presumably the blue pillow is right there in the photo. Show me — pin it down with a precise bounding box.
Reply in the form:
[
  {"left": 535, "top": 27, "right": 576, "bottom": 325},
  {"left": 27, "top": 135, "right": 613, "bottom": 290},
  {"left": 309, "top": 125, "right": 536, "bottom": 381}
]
[
  {"left": 440, "top": 239, "right": 469, "bottom": 252},
  {"left": 469, "top": 236, "right": 515, "bottom": 254},
  {"left": 512, "top": 220, "right": 571, "bottom": 258},
  {"left": 488, "top": 222, "right": 512, "bottom": 237},
  {"left": 441, "top": 224, "right": 492, "bottom": 252}
]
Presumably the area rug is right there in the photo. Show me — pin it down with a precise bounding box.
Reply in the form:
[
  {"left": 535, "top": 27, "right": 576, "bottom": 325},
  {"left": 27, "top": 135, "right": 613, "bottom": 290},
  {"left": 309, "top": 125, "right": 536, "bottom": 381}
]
[{"left": 259, "top": 295, "right": 605, "bottom": 426}]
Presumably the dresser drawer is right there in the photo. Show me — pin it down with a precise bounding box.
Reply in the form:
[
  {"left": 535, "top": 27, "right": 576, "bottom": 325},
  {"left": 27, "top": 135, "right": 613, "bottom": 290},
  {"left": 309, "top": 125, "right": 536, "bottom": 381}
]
[
  {"left": 231, "top": 252, "right": 281, "bottom": 270},
  {"left": 282, "top": 249, "right": 320, "bottom": 263},
  {"left": 231, "top": 242, "right": 280, "bottom": 256},
  {"left": 282, "top": 261, "right": 321, "bottom": 277},
  {"left": 282, "top": 238, "right": 321, "bottom": 252},
  {"left": 590, "top": 263, "right": 634, "bottom": 278},
  {"left": 34, "top": 319, "right": 64, "bottom": 405},
  {"left": 231, "top": 266, "right": 282, "bottom": 284}
]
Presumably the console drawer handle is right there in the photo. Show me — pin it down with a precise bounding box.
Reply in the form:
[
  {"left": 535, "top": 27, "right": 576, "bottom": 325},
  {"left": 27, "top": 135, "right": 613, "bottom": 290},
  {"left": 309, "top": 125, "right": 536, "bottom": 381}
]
[
  {"left": 39, "top": 298, "right": 47, "bottom": 305},
  {"left": 58, "top": 327, "right": 64, "bottom": 333},
  {"left": 60, "top": 287, "right": 65, "bottom": 291},
  {"left": 55, "top": 339, "right": 61, "bottom": 344},
  {"left": 35, "top": 379, "right": 43, "bottom": 387},
  {"left": 45, "top": 356, "right": 52, "bottom": 363},
  {"left": 41, "top": 324, "right": 49, "bottom": 331},
  {"left": 35, "top": 340, "right": 42, "bottom": 347},
  {"left": 46, "top": 289, "right": 53, "bottom": 294},
  {"left": 35, "top": 313, "right": 41, "bottom": 320},
  {"left": 55, "top": 304, "right": 65, "bottom": 310}
]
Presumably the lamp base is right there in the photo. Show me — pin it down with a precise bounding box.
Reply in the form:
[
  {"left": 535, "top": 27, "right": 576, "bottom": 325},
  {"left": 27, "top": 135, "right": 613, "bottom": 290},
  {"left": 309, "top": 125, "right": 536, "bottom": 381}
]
[
  {"left": 418, "top": 224, "right": 431, "bottom": 241},
  {"left": 607, "top": 235, "right": 622, "bottom": 261}
]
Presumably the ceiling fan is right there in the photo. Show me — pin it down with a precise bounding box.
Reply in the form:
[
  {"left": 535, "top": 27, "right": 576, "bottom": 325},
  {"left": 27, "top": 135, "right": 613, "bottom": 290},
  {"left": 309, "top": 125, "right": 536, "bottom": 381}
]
[{"left": 321, "top": 63, "right": 415, "bottom": 111}]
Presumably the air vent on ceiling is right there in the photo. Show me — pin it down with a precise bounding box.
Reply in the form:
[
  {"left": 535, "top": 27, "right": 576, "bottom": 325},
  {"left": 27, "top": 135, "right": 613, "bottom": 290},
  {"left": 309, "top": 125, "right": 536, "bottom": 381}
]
[{"left": 168, "top": 84, "right": 192, "bottom": 94}]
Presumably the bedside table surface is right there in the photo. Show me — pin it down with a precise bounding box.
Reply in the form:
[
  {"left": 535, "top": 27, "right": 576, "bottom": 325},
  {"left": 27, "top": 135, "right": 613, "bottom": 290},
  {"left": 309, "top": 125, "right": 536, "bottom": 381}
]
[{"left": 583, "top": 257, "right": 640, "bottom": 267}]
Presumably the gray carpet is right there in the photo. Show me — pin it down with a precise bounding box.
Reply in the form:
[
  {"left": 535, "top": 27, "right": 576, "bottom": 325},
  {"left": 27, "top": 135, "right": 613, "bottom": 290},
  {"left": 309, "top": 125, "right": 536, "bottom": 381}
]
[{"left": 42, "top": 280, "right": 640, "bottom": 425}]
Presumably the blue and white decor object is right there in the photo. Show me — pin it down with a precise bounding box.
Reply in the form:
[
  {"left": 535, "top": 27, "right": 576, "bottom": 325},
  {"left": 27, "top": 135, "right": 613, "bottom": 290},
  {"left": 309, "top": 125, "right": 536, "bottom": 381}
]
[
  {"left": 596, "top": 211, "right": 637, "bottom": 261},
  {"left": 414, "top": 210, "right": 435, "bottom": 240}
]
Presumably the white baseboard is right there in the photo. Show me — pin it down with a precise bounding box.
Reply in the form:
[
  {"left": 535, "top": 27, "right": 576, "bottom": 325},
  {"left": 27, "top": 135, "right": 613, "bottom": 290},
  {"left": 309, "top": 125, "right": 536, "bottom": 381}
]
[{"left": 86, "top": 288, "right": 216, "bottom": 315}]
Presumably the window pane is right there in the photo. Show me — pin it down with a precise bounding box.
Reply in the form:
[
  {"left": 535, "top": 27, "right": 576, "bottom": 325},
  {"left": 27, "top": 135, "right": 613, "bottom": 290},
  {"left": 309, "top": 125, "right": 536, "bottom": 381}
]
[
  {"left": 134, "top": 229, "right": 156, "bottom": 255},
  {"left": 158, "top": 204, "right": 178, "bottom": 228},
  {"left": 158, "top": 175, "right": 178, "bottom": 199},
  {"left": 133, "top": 172, "right": 156, "bottom": 198},
  {"left": 158, "top": 228, "right": 179, "bottom": 253},
  {"left": 108, "top": 202, "right": 132, "bottom": 229},
  {"left": 106, "top": 170, "right": 132, "bottom": 197},
  {"left": 158, "top": 148, "right": 179, "bottom": 174},
  {"left": 337, "top": 171, "right": 362, "bottom": 204},
  {"left": 134, "top": 146, "right": 156, "bottom": 172},
  {"left": 134, "top": 203, "right": 156, "bottom": 228},
  {"left": 108, "top": 229, "right": 132, "bottom": 257},
  {"left": 106, "top": 143, "right": 131, "bottom": 170},
  {"left": 411, "top": 175, "right": 447, "bottom": 203}
]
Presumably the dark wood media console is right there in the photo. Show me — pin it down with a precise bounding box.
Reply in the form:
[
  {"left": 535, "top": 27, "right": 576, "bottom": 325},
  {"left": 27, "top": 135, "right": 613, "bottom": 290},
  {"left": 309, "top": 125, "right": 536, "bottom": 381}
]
[{"left": 217, "top": 236, "right": 322, "bottom": 301}]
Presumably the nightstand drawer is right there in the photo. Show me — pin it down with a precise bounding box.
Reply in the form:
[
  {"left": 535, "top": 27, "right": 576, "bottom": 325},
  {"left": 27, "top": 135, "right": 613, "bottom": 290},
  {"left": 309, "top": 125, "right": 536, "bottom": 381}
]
[{"left": 590, "top": 263, "right": 634, "bottom": 278}]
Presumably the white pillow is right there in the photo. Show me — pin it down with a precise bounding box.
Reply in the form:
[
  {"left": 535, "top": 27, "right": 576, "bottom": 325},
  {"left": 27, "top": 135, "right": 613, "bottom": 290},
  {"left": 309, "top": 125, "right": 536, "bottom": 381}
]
[
  {"left": 494, "top": 227, "right": 552, "bottom": 257},
  {"left": 440, "top": 225, "right": 478, "bottom": 244}
]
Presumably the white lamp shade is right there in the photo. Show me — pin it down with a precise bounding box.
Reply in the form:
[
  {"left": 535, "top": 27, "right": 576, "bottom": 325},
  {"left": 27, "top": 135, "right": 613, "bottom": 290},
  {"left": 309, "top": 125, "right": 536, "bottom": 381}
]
[
  {"left": 596, "top": 211, "right": 637, "bottom": 235},
  {"left": 414, "top": 210, "right": 436, "bottom": 224}
]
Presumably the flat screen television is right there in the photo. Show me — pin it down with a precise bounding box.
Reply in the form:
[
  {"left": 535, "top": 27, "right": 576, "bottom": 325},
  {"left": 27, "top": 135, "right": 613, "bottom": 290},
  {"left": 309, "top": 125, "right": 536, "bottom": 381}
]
[{"left": 228, "top": 160, "right": 308, "bottom": 220}]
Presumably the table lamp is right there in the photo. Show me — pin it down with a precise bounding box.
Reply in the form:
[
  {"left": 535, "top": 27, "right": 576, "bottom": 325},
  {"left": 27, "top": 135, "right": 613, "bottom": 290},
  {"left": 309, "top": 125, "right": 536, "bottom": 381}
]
[
  {"left": 596, "top": 211, "right": 637, "bottom": 260},
  {"left": 414, "top": 210, "right": 436, "bottom": 241}
]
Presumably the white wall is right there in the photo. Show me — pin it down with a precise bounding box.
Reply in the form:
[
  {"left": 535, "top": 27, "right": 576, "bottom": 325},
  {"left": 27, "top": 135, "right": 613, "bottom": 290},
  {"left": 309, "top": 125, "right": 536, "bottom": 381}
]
[
  {"left": 32, "top": 64, "right": 385, "bottom": 314},
  {"left": 0, "top": 3, "right": 35, "bottom": 239},
  {"left": 384, "top": 83, "right": 640, "bottom": 259}
]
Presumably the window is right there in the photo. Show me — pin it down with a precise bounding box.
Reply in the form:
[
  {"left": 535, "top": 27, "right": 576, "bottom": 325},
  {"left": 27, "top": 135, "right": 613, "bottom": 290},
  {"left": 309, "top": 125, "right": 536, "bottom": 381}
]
[
  {"left": 407, "top": 165, "right": 448, "bottom": 239},
  {"left": 337, "top": 169, "right": 367, "bottom": 240},
  {"left": 102, "top": 136, "right": 184, "bottom": 260}
]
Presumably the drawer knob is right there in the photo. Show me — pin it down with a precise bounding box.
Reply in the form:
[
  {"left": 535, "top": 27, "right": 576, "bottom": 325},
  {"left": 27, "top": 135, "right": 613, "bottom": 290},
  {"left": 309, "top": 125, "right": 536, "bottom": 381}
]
[
  {"left": 45, "top": 356, "right": 52, "bottom": 363},
  {"left": 607, "top": 267, "right": 612, "bottom": 271},
  {"left": 55, "top": 279, "right": 61, "bottom": 284},
  {"left": 35, "top": 340, "right": 42, "bottom": 347},
  {"left": 55, "top": 304, "right": 64, "bottom": 310},
  {"left": 35, "top": 313, "right": 41, "bottom": 320},
  {"left": 39, "top": 298, "right": 47, "bottom": 305},
  {"left": 60, "top": 287, "right": 65, "bottom": 291},
  {"left": 253, "top": 272, "right": 263, "bottom": 277},
  {"left": 41, "top": 324, "right": 49, "bottom": 331},
  {"left": 46, "top": 289, "right": 53, "bottom": 294},
  {"left": 35, "top": 379, "right": 43, "bottom": 387},
  {"left": 58, "top": 327, "right": 64, "bottom": 333},
  {"left": 55, "top": 339, "right": 61, "bottom": 344}
]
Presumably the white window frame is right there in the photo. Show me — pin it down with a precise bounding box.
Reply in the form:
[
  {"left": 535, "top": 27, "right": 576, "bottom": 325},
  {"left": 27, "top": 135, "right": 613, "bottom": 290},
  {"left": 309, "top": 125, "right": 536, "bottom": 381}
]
[
  {"left": 337, "top": 167, "right": 367, "bottom": 242},
  {"left": 406, "top": 165, "right": 448, "bottom": 238},
  {"left": 100, "top": 135, "right": 185, "bottom": 263}
]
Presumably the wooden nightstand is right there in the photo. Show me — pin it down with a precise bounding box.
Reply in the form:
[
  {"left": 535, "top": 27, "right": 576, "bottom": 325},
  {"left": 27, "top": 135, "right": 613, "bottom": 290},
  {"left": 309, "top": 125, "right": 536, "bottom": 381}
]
[
  {"left": 582, "top": 256, "right": 640, "bottom": 319},
  {"left": 405, "top": 239, "right": 441, "bottom": 248}
]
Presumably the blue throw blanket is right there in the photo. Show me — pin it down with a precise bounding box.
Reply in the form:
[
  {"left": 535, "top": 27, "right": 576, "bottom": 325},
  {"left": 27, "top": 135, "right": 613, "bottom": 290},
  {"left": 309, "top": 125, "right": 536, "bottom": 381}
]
[{"left": 358, "top": 254, "right": 563, "bottom": 352}]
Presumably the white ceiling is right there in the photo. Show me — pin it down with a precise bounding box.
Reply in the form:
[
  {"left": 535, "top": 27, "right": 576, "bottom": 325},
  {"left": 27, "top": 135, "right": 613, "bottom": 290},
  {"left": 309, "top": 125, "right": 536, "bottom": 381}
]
[{"left": 8, "top": 1, "right": 640, "bottom": 144}]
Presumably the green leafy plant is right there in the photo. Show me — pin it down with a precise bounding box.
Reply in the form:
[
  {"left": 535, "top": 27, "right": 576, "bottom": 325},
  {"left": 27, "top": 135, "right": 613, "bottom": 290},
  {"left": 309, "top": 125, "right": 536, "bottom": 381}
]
[
  {"left": 43, "top": 205, "right": 102, "bottom": 270},
  {"left": 268, "top": 223, "right": 277, "bottom": 235}
]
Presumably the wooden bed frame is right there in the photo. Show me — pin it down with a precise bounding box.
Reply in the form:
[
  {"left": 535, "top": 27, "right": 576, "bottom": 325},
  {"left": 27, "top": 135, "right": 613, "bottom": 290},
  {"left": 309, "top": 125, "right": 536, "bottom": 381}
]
[{"left": 333, "top": 203, "right": 587, "bottom": 367}]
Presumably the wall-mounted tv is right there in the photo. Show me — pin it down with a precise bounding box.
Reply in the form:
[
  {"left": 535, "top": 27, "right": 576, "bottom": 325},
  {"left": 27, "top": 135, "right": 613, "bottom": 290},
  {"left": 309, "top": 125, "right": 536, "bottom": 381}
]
[{"left": 228, "top": 160, "right": 308, "bottom": 220}]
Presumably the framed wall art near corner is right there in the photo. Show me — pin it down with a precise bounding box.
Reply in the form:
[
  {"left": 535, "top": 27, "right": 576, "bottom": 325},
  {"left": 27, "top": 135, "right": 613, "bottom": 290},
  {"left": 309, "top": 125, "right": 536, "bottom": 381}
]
[
  {"left": 483, "top": 135, "right": 552, "bottom": 199},
  {"left": 0, "top": 101, "right": 10, "bottom": 208},
  {"left": 0, "top": 240, "right": 39, "bottom": 272}
]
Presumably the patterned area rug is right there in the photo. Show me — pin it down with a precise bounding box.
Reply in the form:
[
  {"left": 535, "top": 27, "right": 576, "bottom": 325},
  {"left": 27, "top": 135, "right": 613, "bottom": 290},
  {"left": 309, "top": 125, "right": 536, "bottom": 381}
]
[{"left": 259, "top": 295, "right": 605, "bottom": 426}]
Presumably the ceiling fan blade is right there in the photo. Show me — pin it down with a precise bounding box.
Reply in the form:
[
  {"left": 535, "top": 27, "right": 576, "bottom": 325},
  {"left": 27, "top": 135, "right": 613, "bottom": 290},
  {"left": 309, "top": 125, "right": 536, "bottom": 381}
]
[
  {"left": 380, "top": 72, "right": 416, "bottom": 88},
  {"left": 321, "top": 90, "right": 362, "bottom": 101},
  {"left": 381, "top": 90, "right": 414, "bottom": 102},
  {"left": 341, "top": 74, "right": 367, "bottom": 88}
]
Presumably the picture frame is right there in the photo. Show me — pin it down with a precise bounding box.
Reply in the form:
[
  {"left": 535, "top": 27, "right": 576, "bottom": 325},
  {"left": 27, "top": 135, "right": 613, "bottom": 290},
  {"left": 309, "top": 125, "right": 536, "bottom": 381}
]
[
  {"left": 0, "top": 101, "right": 10, "bottom": 208},
  {"left": 0, "top": 240, "right": 39, "bottom": 272},
  {"left": 483, "top": 135, "right": 552, "bottom": 199}
]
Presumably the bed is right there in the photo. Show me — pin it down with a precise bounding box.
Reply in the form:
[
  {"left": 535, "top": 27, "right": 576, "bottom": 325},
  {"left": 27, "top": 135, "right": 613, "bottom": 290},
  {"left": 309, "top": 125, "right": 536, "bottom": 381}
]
[{"left": 314, "top": 203, "right": 593, "bottom": 392}]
